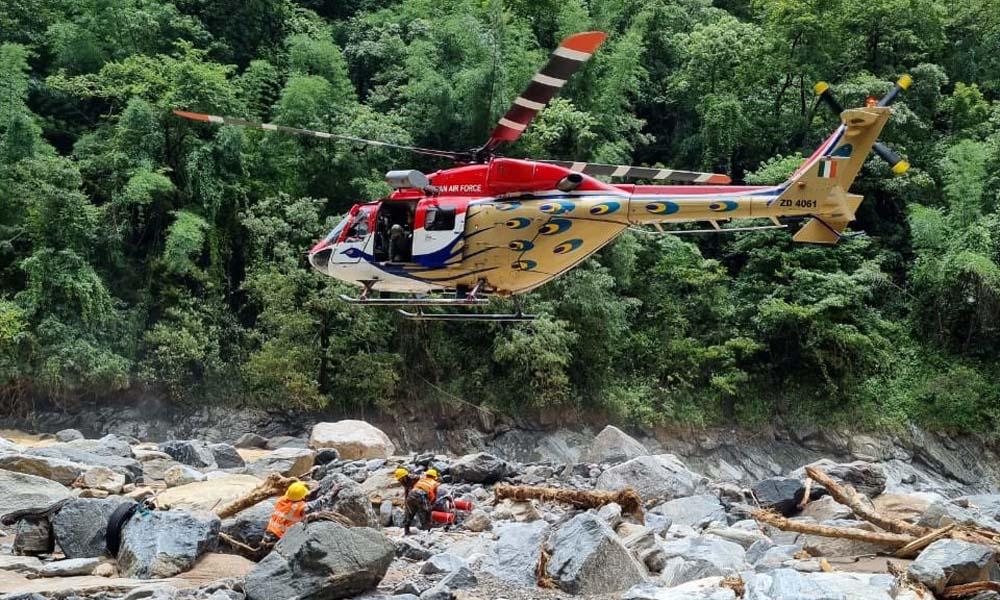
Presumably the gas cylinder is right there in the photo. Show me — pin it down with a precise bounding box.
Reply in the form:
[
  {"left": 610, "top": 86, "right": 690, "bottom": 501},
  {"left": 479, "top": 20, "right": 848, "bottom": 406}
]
[
  {"left": 452, "top": 499, "right": 473, "bottom": 511},
  {"left": 430, "top": 510, "right": 456, "bottom": 525}
]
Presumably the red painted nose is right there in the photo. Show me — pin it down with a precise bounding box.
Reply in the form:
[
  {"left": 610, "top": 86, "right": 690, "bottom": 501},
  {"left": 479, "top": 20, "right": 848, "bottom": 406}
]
[{"left": 309, "top": 246, "right": 333, "bottom": 273}]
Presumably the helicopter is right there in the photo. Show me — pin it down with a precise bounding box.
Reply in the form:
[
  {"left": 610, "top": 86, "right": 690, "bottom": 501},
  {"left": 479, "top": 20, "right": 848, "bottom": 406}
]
[{"left": 175, "top": 31, "right": 912, "bottom": 321}]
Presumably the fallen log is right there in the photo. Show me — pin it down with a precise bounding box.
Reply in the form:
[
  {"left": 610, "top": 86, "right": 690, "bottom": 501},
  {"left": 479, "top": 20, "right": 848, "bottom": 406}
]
[
  {"left": 751, "top": 509, "right": 915, "bottom": 548},
  {"left": 893, "top": 524, "right": 956, "bottom": 558},
  {"left": 216, "top": 472, "right": 298, "bottom": 519},
  {"left": 805, "top": 466, "right": 927, "bottom": 537},
  {"left": 494, "top": 485, "right": 644, "bottom": 522},
  {"left": 220, "top": 531, "right": 260, "bottom": 555},
  {"left": 941, "top": 581, "right": 1000, "bottom": 598},
  {"left": 304, "top": 510, "right": 354, "bottom": 527}
]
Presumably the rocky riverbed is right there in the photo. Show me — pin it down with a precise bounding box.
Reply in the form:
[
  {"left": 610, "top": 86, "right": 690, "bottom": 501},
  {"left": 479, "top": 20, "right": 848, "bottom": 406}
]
[{"left": 1, "top": 420, "right": 1000, "bottom": 600}]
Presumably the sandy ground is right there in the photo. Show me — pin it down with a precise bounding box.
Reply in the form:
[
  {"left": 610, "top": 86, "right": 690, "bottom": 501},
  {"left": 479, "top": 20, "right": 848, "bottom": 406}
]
[
  {"left": 0, "top": 429, "right": 58, "bottom": 448},
  {"left": 236, "top": 448, "right": 272, "bottom": 462},
  {"left": 0, "top": 553, "right": 254, "bottom": 595}
]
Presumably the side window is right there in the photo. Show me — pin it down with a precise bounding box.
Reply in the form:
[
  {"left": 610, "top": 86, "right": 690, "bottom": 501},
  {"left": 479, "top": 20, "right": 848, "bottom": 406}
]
[{"left": 425, "top": 206, "right": 456, "bottom": 231}]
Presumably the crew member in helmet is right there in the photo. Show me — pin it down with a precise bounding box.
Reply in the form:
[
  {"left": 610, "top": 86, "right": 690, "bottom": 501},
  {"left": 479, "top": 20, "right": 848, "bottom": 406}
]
[
  {"left": 395, "top": 467, "right": 420, "bottom": 497},
  {"left": 403, "top": 468, "right": 441, "bottom": 535},
  {"left": 262, "top": 481, "right": 339, "bottom": 549}
]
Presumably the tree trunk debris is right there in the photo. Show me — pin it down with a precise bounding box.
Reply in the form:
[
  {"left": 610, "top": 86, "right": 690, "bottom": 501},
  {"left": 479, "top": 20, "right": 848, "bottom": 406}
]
[
  {"left": 804, "top": 466, "right": 927, "bottom": 536},
  {"left": 751, "top": 509, "right": 916, "bottom": 547},
  {"left": 494, "top": 485, "right": 645, "bottom": 522},
  {"left": 941, "top": 581, "right": 1000, "bottom": 598},
  {"left": 215, "top": 472, "right": 298, "bottom": 519}
]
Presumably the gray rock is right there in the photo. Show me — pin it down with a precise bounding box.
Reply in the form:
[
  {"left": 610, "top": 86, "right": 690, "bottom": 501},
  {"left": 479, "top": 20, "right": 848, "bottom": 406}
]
[
  {"left": 38, "top": 557, "right": 100, "bottom": 577},
  {"left": 12, "top": 516, "right": 54, "bottom": 555},
  {"left": 704, "top": 522, "right": 771, "bottom": 550},
  {"left": 55, "top": 429, "right": 85, "bottom": 443},
  {"left": 379, "top": 500, "right": 393, "bottom": 527},
  {"left": 0, "top": 453, "right": 90, "bottom": 485},
  {"left": 121, "top": 584, "right": 181, "bottom": 600},
  {"left": 659, "top": 537, "right": 746, "bottom": 586},
  {"left": 746, "top": 539, "right": 777, "bottom": 565},
  {"left": 799, "top": 496, "right": 854, "bottom": 521},
  {"left": 158, "top": 440, "right": 217, "bottom": 469},
  {"left": 752, "top": 544, "right": 803, "bottom": 571},
  {"left": 746, "top": 569, "right": 894, "bottom": 599},
  {"left": 53, "top": 497, "right": 130, "bottom": 558},
  {"left": 596, "top": 454, "right": 706, "bottom": 502},
  {"left": 25, "top": 445, "right": 141, "bottom": 483},
  {"left": 620, "top": 525, "right": 667, "bottom": 572},
  {"left": 623, "top": 578, "right": 737, "bottom": 600},
  {"left": 801, "top": 519, "right": 887, "bottom": 557},
  {"left": 244, "top": 522, "right": 395, "bottom": 600},
  {"left": 0, "top": 436, "right": 23, "bottom": 454},
  {"left": 317, "top": 473, "right": 378, "bottom": 527},
  {"left": 265, "top": 435, "right": 308, "bottom": 450},
  {"left": 0, "top": 469, "right": 71, "bottom": 516},
  {"left": 234, "top": 433, "right": 268, "bottom": 449},
  {"left": 584, "top": 426, "right": 649, "bottom": 464},
  {"left": 164, "top": 464, "right": 206, "bottom": 487},
  {"left": 598, "top": 502, "right": 623, "bottom": 528},
  {"left": 650, "top": 494, "right": 726, "bottom": 529},
  {"left": 440, "top": 565, "right": 477, "bottom": 589},
  {"left": 80, "top": 465, "right": 126, "bottom": 493},
  {"left": 751, "top": 477, "right": 821, "bottom": 516},
  {"left": 545, "top": 512, "right": 646, "bottom": 595},
  {"left": 245, "top": 447, "right": 314, "bottom": 478},
  {"left": 220, "top": 498, "right": 276, "bottom": 548},
  {"left": 789, "top": 460, "right": 887, "bottom": 498},
  {"left": 482, "top": 521, "right": 549, "bottom": 586},
  {"left": 449, "top": 453, "right": 509, "bottom": 484},
  {"left": 908, "top": 539, "right": 997, "bottom": 594},
  {"left": 420, "top": 553, "right": 468, "bottom": 575},
  {"left": 419, "top": 586, "right": 452, "bottom": 600},
  {"left": 395, "top": 537, "right": 433, "bottom": 561},
  {"left": 118, "top": 510, "right": 220, "bottom": 578},
  {"left": 919, "top": 500, "right": 1000, "bottom": 530},
  {"left": 208, "top": 444, "right": 245, "bottom": 469},
  {"left": 0, "top": 554, "right": 44, "bottom": 574}
]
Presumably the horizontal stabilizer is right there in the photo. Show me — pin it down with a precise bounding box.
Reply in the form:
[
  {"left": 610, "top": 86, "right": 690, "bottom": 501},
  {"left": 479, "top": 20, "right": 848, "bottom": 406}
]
[{"left": 793, "top": 218, "right": 850, "bottom": 244}]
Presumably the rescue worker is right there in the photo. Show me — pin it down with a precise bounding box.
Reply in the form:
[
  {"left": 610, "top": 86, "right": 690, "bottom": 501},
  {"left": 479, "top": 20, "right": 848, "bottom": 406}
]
[
  {"left": 261, "top": 481, "right": 339, "bottom": 551},
  {"left": 403, "top": 468, "right": 440, "bottom": 535},
  {"left": 395, "top": 467, "right": 420, "bottom": 497}
]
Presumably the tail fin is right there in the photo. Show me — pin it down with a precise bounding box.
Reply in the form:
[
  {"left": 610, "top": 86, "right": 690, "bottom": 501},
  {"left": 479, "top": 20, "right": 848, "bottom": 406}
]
[{"left": 776, "top": 106, "right": 894, "bottom": 244}]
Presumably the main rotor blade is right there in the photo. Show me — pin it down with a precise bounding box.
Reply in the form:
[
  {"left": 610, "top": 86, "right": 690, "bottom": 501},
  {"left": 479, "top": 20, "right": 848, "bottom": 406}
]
[
  {"left": 172, "top": 110, "right": 468, "bottom": 161},
  {"left": 536, "top": 159, "right": 731, "bottom": 184},
  {"left": 480, "top": 31, "right": 606, "bottom": 154}
]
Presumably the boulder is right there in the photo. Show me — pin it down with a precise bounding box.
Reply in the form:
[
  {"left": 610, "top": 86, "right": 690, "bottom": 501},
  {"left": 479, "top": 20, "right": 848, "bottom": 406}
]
[
  {"left": 704, "top": 522, "right": 771, "bottom": 550},
  {"left": 80, "top": 466, "right": 126, "bottom": 494},
  {"left": 545, "top": 512, "right": 646, "bottom": 595},
  {"left": 751, "top": 477, "right": 823, "bottom": 516},
  {"left": 235, "top": 433, "right": 268, "bottom": 449},
  {"left": 315, "top": 473, "right": 379, "bottom": 527},
  {"left": 164, "top": 464, "right": 207, "bottom": 487},
  {"left": 584, "top": 426, "right": 649, "bottom": 464},
  {"left": 360, "top": 468, "right": 405, "bottom": 502},
  {"left": 158, "top": 440, "right": 217, "bottom": 469},
  {"left": 650, "top": 494, "right": 726, "bottom": 529},
  {"left": 221, "top": 498, "right": 276, "bottom": 547},
  {"left": 118, "top": 510, "right": 221, "bottom": 578},
  {"left": 482, "top": 521, "right": 549, "bottom": 586},
  {"left": 420, "top": 553, "right": 468, "bottom": 575},
  {"left": 38, "top": 557, "right": 101, "bottom": 577},
  {"left": 0, "top": 453, "right": 89, "bottom": 485},
  {"left": 619, "top": 525, "right": 667, "bottom": 572},
  {"left": 746, "top": 569, "right": 894, "bottom": 599},
  {"left": 0, "top": 469, "right": 71, "bottom": 516},
  {"left": 74, "top": 434, "right": 136, "bottom": 458},
  {"left": 918, "top": 500, "right": 1000, "bottom": 530},
  {"left": 596, "top": 454, "right": 707, "bottom": 502},
  {"left": 623, "top": 578, "right": 737, "bottom": 600},
  {"left": 463, "top": 509, "right": 491, "bottom": 532},
  {"left": 801, "top": 519, "right": 887, "bottom": 557},
  {"left": 449, "top": 452, "right": 509, "bottom": 484},
  {"left": 493, "top": 498, "right": 542, "bottom": 522},
  {"left": 800, "top": 496, "right": 854, "bottom": 521},
  {"left": 396, "top": 536, "right": 434, "bottom": 561},
  {"left": 156, "top": 474, "right": 263, "bottom": 513},
  {"left": 209, "top": 444, "right": 245, "bottom": 469},
  {"left": 13, "top": 516, "right": 55, "bottom": 555},
  {"left": 52, "top": 497, "right": 130, "bottom": 558},
  {"left": 245, "top": 447, "right": 315, "bottom": 478},
  {"left": 142, "top": 457, "right": 183, "bottom": 482},
  {"left": 958, "top": 494, "right": 1000, "bottom": 520},
  {"left": 309, "top": 421, "right": 395, "bottom": 460},
  {"left": 0, "top": 436, "right": 23, "bottom": 454},
  {"left": 908, "top": 539, "right": 997, "bottom": 594},
  {"left": 873, "top": 493, "right": 934, "bottom": 523},
  {"left": 244, "top": 522, "right": 395, "bottom": 600},
  {"left": 789, "top": 460, "right": 887, "bottom": 498},
  {"left": 25, "top": 445, "right": 142, "bottom": 483},
  {"left": 55, "top": 429, "right": 85, "bottom": 443},
  {"left": 0, "top": 554, "right": 43, "bottom": 574},
  {"left": 266, "top": 435, "right": 309, "bottom": 450},
  {"left": 659, "top": 537, "right": 746, "bottom": 586}
]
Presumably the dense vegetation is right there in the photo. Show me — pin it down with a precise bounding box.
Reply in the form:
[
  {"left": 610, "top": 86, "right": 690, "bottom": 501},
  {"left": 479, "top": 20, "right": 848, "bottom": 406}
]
[{"left": 2, "top": 0, "right": 1000, "bottom": 432}]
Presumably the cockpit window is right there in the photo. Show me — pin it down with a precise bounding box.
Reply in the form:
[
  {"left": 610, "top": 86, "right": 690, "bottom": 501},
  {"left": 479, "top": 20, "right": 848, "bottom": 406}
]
[
  {"left": 345, "top": 208, "right": 372, "bottom": 240},
  {"left": 425, "top": 206, "right": 456, "bottom": 231}
]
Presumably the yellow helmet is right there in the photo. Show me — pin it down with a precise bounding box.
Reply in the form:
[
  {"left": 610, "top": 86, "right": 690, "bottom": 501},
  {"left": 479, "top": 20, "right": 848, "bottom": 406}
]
[
  {"left": 425, "top": 468, "right": 439, "bottom": 479},
  {"left": 285, "top": 481, "right": 309, "bottom": 501},
  {"left": 394, "top": 467, "right": 409, "bottom": 480}
]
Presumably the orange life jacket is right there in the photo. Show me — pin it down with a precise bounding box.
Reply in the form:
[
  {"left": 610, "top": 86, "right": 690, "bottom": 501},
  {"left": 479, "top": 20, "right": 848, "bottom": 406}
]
[
  {"left": 412, "top": 477, "right": 439, "bottom": 503},
  {"left": 267, "top": 498, "right": 307, "bottom": 538}
]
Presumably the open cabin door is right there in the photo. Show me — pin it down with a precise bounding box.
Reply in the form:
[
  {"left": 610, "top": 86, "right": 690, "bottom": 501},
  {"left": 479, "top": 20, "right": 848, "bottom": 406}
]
[
  {"left": 331, "top": 204, "right": 376, "bottom": 264},
  {"left": 412, "top": 199, "right": 465, "bottom": 268}
]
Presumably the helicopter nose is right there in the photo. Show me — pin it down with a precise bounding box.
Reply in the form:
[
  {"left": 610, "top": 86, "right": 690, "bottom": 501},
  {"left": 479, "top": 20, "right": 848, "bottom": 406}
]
[{"left": 309, "top": 246, "right": 333, "bottom": 274}]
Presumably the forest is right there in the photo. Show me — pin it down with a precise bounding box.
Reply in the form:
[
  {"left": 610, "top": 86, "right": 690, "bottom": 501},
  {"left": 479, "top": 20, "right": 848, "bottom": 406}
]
[{"left": 1, "top": 0, "right": 999, "bottom": 432}]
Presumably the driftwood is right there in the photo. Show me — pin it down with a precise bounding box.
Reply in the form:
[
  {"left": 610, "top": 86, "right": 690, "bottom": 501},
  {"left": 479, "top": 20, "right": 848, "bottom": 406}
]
[
  {"left": 215, "top": 472, "right": 298, "bottom": 519},
  {"left": 942, "top": 581, "right": 1000, "bottom": 598},
  {"left": 721, "top": 574, "right": 745, "bottom": 597},
  {"left": 804, "top": 466, "right": 927, "bottom": 537},
  {"left": 495, "top": 485, "right": 644, "bottom": 522},
  {"left": 893, "top": 524, "right": 956, "bottom": 558},
  {"left": 751, "top": 509, "right": 915, "bottom": 547},
  {"left": 304, "top": 510, "right": 354, "bottom": 527},
  {"left": 536, "top": 546, "right": 556, "bottom": 589},
  {"left": 219, "top": 532, "right": 260, "bottom": 556}
]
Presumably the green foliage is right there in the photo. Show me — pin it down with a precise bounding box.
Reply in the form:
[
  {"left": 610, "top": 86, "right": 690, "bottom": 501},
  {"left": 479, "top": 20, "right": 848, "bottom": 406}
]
[{"left": 3, "top": 0, "right": 1000, "bottom": 432}]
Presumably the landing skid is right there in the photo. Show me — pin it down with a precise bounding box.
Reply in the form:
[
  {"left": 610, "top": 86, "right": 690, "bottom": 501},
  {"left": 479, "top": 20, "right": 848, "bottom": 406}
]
[
  {"left": 397, "top": 309, "right": 537, "bottom": 322},
  {"left": 337, "top": 294, "right": 489, "bottom": 307}
]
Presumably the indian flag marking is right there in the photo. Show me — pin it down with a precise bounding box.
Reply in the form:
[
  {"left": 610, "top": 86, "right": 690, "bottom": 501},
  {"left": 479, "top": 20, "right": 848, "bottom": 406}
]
[{"left": 818, "top": 160, "right": 838, "bottom": 179}]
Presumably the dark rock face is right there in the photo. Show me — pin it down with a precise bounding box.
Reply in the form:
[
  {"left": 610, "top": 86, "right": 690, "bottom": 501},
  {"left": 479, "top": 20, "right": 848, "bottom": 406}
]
[
  {"left": 158, "top": 440, "right": 217, "bottom": 469},
  {"left": 449, "top": 453, "right": 510, "bottom": 484},
  {"left": 751, "top": 477, "right": 825, "bottom": 516},
  {"left": 220, "top": 498, "right": 276, "bottom": 548},
  {"left": 234, "top": 433, "right": 268, "bottom": 449},
  {"left": 208, "top": 443, "right": 245, "bottom": 469},
  {"left": 545, "top": 512, "right": 646, "bottom": 595},
  {"left": 52, "top": 497, "right": 130, "bottom": 558},
  {"left": 117, "top": 510, "right": 220, "bottom": 579},
  {"left": 244, "top": 522, "right": 395, "bottom": 600},
  {"left": 789, "top": 460, "right": 887, "bottom": 498}
]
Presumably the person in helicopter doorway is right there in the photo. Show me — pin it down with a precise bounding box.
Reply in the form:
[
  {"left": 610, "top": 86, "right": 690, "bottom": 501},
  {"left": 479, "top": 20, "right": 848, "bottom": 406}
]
[{"left": 403, "top": 468, "right": 441, "bottom": 535}]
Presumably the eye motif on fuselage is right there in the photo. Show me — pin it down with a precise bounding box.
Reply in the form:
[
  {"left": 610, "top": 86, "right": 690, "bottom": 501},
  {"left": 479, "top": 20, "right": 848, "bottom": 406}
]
[
  {"left": 553, "top": 239, "right": 584, "bottom": 254},
  {"left": 496, "top": 202, "right": 521, "bottom": 211},
  {"left": 590, "top": 201, "right": 621, "bottom": 215},
  {"left": 539, "top": 201, "right": 575, "bottom": 215},
  {"left": 539, "top": 219, "right": 572, "bottom": 235},
  {"left": 505, "top": 217, "right": 532, "bottom": 229},
  {"left": 509, "top": 240, "right": 534, "bottom": 251},
  {"left": 512, "top": 260, "right": 538, "bottom": 271},
  {"left": 645, "top": 201, "right": 679, "bottom": 215},
  {"left": 709, "top": 200, "right": 739, "bottom": 212}
]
